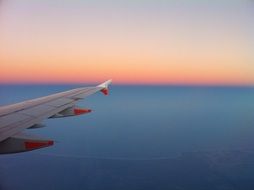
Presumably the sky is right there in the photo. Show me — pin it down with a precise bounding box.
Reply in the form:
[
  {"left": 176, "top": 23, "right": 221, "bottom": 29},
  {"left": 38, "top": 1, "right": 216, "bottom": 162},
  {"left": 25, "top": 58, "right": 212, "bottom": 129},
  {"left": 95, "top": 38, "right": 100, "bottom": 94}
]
[{"left": 0, "top": 0, "right": 253, "bottom": 85}]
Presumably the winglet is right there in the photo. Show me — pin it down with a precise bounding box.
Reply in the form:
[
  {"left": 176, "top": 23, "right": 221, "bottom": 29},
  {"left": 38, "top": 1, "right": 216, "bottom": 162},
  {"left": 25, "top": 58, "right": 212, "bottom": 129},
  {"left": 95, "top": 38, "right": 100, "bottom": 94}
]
[{"left": 97, "top": 80, "right": 112, "bottom": 96}]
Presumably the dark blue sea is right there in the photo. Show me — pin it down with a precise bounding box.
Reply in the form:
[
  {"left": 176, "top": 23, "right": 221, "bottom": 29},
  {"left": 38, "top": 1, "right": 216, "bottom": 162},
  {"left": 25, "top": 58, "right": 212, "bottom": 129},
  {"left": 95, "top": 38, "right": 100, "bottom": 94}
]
[{"left": 0, "top": 84, "right": 254, "bottom": 190}]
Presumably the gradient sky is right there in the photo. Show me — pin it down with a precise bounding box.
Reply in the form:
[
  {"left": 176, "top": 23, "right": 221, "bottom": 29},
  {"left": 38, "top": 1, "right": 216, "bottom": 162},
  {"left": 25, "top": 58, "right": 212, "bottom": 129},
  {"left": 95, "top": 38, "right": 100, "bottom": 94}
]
[{"left": 0, "top": 0, "right": 253, "bottom": 85}]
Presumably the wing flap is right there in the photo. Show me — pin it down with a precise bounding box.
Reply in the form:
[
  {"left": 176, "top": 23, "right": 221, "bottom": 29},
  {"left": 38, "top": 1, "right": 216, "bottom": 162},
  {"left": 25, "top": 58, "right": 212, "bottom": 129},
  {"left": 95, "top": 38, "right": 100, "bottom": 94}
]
[
  {"left": 44, "top": 97, "right": 74, "bottom": 108},
  {"left": 0, "top": 113, "right": 32, "bottom": 127},
  {"left": 19, "top": 104, "right": 55, "bottom": 117}
]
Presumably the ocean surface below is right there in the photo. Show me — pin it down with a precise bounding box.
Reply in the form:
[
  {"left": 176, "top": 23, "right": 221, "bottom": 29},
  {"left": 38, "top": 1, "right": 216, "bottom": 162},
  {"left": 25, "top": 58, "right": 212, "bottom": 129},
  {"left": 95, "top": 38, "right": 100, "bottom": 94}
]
[{"left": 0, "top": 84, "right": 254, "bottom": 190}]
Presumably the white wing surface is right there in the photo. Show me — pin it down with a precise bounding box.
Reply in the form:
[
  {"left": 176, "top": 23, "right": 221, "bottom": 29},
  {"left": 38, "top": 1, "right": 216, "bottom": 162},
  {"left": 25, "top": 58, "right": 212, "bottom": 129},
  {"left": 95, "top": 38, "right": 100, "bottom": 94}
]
[{"left": 0, "top": 80, "right": 112, "bottom": 154}]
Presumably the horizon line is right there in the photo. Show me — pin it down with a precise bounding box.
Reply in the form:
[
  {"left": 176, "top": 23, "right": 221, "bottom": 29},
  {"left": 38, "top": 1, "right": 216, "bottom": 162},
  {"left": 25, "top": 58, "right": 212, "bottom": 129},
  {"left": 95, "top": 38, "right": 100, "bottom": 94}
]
[{"left": 0, "top": 81, "right": 253, "bottom": 88}]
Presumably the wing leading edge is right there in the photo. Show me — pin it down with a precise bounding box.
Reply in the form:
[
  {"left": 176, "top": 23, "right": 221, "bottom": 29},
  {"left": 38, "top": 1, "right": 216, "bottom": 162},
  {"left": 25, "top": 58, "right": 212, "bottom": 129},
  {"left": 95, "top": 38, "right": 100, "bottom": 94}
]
[{"left": 0, "top": 80, "right": 112, "bottom": 154}]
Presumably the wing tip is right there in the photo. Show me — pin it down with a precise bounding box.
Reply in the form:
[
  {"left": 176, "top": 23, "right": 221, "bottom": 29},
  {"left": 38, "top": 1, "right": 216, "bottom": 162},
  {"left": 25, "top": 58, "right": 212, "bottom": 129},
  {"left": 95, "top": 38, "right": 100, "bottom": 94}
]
[
  {"left": 98, "top": 79, "right": 112, "bottom": 95},
  {"left": 97, "top": 79, "right": 112, "bottom": 88}
]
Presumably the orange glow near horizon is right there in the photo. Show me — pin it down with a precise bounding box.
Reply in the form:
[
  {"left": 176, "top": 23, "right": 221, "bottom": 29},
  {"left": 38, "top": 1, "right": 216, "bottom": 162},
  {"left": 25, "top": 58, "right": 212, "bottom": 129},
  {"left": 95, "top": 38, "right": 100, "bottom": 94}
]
[
  {"left": 0, "top": 0, "right": 253, "bottom": 86},
  {"left": 1, "top": 54, "right": 253, "bottom": 85}
]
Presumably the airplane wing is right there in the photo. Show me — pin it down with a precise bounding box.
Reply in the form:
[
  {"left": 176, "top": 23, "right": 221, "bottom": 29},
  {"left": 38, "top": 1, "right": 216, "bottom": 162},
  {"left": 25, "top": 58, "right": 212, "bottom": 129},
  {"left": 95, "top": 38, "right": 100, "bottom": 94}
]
[{"left": 0, "top": 80, "right": 112, "bottom": 154}]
